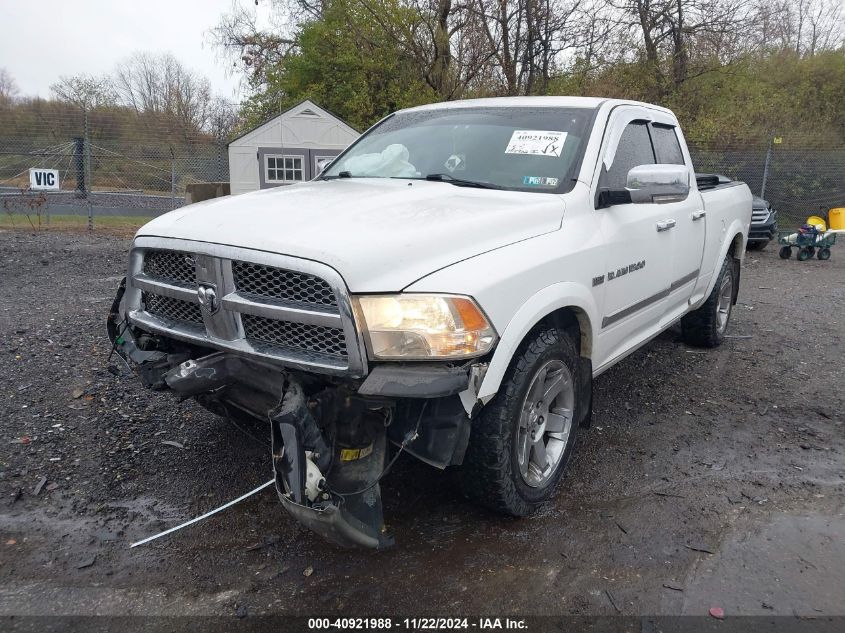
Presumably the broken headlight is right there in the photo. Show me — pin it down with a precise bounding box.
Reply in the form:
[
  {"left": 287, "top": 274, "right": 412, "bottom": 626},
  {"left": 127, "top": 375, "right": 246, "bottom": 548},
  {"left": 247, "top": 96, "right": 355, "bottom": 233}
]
[{"left": 354, "top": 294, "right": 497, "bottom": 360}]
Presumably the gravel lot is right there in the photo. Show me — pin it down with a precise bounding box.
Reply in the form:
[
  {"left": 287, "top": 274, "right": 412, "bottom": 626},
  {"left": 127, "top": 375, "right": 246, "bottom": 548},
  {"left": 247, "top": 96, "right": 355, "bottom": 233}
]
[{"left": 1, "top": 229, "right": 843, "bottom": 618}]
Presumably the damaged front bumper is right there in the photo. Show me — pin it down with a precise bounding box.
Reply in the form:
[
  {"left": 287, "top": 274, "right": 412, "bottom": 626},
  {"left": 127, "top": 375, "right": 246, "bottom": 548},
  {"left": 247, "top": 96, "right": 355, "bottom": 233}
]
[{"left": 108, "top": 278, "right": 480, "bottom": 549}]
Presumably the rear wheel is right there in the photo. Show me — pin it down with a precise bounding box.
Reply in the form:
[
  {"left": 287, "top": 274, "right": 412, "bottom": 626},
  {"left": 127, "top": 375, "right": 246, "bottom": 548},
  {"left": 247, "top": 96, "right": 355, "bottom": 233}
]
[
  {"left": 779, "top": 246, "right": 792, "bottom": 259},
  {"left": 681, "top": 255, "right": 736, "bottom": 348},
  {"left": 797, "top": 247, "right": 812, "bottom": 261},
  {"left": 459, "top": 328, "right": 580, "bottom": 516}
]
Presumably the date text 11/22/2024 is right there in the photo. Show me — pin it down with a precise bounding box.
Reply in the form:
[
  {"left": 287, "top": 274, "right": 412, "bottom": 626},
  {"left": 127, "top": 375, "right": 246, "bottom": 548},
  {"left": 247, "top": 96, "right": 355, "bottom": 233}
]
[{"left": 308, "top": 618, "right": 528, "bottom": 630}]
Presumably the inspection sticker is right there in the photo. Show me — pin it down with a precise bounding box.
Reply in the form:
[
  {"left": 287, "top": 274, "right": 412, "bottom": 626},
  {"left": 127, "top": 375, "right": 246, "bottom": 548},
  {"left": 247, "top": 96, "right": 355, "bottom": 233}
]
[
  {"left": 523, "top": 176, "right": 559, "bottom": 187},
  {"left": 506, "top": 130, "right": 567, "bottom": 157}
]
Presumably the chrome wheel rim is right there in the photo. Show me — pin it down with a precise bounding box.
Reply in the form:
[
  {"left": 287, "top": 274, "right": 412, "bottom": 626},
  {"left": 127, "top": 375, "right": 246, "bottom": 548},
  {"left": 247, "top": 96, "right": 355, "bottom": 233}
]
[
  {"left": 716, "top": 271, "right": 734, "bottom": 334},
  {"left": 517, "top": 360, "right": 575, "bottom": 488}
]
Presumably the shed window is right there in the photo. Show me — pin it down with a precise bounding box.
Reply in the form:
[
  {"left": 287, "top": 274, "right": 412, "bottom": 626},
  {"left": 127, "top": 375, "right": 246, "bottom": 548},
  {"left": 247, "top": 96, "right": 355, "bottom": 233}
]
[{"left": 266, "top": 155, "right": 304, "bottom": 182}]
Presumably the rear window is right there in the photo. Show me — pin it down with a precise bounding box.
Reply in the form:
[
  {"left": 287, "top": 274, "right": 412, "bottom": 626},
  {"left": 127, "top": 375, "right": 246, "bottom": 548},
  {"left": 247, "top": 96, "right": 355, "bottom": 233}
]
[{"left": 651, "top": 124, "right": 685, "bottom": 165}]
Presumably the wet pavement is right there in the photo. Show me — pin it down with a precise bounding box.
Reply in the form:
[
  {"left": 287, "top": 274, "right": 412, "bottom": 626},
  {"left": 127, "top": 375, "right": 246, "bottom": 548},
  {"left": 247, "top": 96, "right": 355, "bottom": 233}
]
[{"left": 1, "top": 230, "right": 843, "bottom": 618}]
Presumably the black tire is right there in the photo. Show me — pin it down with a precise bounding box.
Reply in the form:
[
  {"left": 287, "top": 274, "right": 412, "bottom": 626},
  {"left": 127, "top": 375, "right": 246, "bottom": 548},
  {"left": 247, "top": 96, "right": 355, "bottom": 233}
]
[
  {"left": 459, "top": 328, "right": 580, "bottom": 516},
  {"left": 797, "top": 247, "right": 812, "bottom": 261},
  {"left": 818, "top": 248, "right": 831, "bottom": 261},
  {"left": 681, "top": 255, "right": 736, "bottom": 348},
  {"left": 746, "top": 240, "right": 768, "bottom": 251},
  {"left": 779, "top": 246, "right": 792, "bottom": 259}
]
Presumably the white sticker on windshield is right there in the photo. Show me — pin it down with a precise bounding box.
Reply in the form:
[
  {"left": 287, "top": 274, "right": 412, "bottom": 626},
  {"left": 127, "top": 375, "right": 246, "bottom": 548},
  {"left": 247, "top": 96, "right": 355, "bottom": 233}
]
[{"left": 505, "top": 131, "right": 567, "bottom": 157}]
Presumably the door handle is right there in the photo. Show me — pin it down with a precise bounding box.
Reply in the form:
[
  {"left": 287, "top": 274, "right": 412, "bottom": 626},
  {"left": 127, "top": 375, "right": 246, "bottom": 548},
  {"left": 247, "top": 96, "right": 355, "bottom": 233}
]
[
  {"left": 692, "top": 210, "right": 706, "bottom": 221},
  {"left": 656, "top": 219, "right": 676, "bottom": 232}
]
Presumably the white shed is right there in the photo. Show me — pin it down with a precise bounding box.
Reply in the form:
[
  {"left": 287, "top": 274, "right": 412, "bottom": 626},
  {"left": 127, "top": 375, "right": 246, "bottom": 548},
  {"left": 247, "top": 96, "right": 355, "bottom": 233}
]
[{"left": 228, "top": 100, "right": 360, "bottom": 195}]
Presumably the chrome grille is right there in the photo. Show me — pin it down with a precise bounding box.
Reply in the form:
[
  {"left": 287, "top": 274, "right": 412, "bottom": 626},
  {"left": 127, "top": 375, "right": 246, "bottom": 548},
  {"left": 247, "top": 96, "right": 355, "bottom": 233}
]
[
  {"left": 752, "top": 208, "right": 770, "bottom": 223},
  {"left": 142, "top": 292, "right": 203, "bottom": 325},
  {"left": 233, "top": 261, "right": 337, "bottom": 307},
  {"left": 127, "top": 239, "right": 365, "bottom": 376},
  {"left": 143, "top": 250, "right": 196, "bottom": 287},
  {"left": 242, "top": 315, "right": 347, "bottom": 357}
]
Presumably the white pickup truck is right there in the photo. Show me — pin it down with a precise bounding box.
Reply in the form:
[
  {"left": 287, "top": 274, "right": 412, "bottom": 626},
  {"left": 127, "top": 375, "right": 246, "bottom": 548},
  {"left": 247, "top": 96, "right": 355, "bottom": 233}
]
[{"left": 109, "top": 97, "right": 751, "bottom": 548}]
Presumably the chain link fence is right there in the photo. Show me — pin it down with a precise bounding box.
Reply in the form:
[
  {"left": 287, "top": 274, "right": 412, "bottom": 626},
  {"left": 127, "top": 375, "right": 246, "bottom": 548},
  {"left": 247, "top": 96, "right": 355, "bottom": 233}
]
[
  {"left": 689, "top": 141, "right": 845, "bottom": 228},
  {"left": 2, "top": 104, "right": 843, "bottom": 231},
  {"left": 0, "top": 105, "right": 228, "bottom": 228}
]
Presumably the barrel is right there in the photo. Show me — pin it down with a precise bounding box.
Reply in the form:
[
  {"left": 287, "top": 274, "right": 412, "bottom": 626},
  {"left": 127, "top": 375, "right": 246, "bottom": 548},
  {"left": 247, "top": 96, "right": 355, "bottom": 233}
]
[{"left": 829, "top": 208, "right": 845, "bottom": 230}]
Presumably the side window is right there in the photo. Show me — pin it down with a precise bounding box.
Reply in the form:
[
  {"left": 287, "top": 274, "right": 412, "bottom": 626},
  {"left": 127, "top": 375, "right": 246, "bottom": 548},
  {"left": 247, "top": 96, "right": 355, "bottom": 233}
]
[
  {"left": 651, "top": 124, "right": 685, "bottom": 165},
  {"left": 314, "top": 155, "right": 335, "bottom": 177},
  {"left": 603, "top": 121, "right": 655, "bottom": 190}
]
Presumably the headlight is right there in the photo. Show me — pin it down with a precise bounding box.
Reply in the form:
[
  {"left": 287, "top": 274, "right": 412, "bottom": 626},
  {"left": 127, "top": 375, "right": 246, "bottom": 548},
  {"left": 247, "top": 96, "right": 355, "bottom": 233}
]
[{"left": 354, "top": 294, "right": 497, "bottom": 360}]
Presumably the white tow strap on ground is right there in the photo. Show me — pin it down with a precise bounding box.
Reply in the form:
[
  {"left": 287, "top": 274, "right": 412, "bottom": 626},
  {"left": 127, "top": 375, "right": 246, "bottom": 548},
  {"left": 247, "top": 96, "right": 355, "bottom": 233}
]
[{"left": 129, "top": 479, "right": 275, "bottom": 548}]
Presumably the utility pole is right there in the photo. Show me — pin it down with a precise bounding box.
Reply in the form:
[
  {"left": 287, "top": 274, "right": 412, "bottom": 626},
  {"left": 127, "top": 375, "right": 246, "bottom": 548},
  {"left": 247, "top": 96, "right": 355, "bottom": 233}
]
[
  {"left": 84, "top": 109, "right": 93, "bottom": 231},
  {"left": 72, "top": 136, "right": 85, "bottom": 197},
  {"left": 170, "top": 146, "right": 176, "bottom": 210},
  {"left": 217, "top": 134, "right": 224, "bottom": 183},
  {"left": 760, "top": 134, "right": 774, "bottom": 199}
]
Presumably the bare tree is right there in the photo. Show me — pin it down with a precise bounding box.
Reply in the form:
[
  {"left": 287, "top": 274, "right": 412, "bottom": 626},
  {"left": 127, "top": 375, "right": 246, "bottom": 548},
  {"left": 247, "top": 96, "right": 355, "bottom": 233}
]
[
  {"left": 50, "top": 74, "right": 117, "bottom": 110},
  {"left": 0, "top": 67, "right": 19, "bottom": 104},
  {"left": 799, "top": 0, "right": 843, "bottom": 55},
  {"left": 469, "top": 0, "right": 588, "bottom": 95},
  {"left": 610, "top": 0, "right": 757, "bottom": 91},
  {"left": 207, "top": 96, "right": 240, "bottom": 140},
  {"left": 113, "top": 52, "right": 215, "bottom": 131},
  {"left": 752, "top": 0, "right": 795, "bottom": 51},
  {"left": 209, "top": 1, "right": 296, "bottom": 91},
  {"left": 349, "top": 0, "right": 497, "bottom": 100},
  {"left": 571, "top": 0, "right": 621, "bottom": 76},
  {"left": 750, "top": 0, "right": 842, "bottom": 55}
]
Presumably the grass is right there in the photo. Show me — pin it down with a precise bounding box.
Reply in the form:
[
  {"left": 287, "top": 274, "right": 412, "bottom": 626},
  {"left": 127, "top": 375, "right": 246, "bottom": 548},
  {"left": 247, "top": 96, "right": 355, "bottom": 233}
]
[{"left": 0, "top": 213, "right": 152, "bottom": 237}]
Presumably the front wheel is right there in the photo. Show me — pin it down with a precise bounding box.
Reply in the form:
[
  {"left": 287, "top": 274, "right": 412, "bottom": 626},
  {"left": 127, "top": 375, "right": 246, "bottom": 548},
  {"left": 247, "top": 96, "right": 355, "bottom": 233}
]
[
  {"left": 797, "top": 247, "right": 812, "bottom": 261},
  {"left": 681, "top": 255, "right": 736, "bottom": 348},
  {"left": 459, "top": 328, "right": 580, "bottom": 516},
  {"left": 818, "top": 248, "right": 831, "bottom": 261}
]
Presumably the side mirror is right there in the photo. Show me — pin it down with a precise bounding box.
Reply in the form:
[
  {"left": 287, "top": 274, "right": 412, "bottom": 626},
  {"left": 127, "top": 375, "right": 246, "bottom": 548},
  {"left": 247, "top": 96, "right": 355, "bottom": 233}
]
[{"left": 626, "top": 164, "right": 690, "bottom": 204}]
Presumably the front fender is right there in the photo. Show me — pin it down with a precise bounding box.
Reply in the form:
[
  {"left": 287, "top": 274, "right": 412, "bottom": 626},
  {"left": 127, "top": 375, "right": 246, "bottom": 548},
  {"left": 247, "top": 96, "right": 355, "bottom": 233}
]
[{"left": 476, "top": 282, "right": 599, "bottom": 403}]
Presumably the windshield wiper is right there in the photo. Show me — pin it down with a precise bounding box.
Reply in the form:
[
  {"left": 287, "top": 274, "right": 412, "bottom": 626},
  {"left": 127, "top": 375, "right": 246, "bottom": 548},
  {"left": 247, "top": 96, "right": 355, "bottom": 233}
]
[
  {"left": 423, "top": 173, "right": 504, "bottom": 190},
  {"left": 320, "top": 170, "right": 352, "bottom": 180}
]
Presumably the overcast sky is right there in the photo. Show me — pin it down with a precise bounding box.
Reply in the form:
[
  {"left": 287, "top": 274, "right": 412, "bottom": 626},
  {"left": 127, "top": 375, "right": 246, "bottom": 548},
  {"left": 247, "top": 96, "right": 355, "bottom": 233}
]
[{"left": 0, "top": 0, "right": 271, "bottom": 102}]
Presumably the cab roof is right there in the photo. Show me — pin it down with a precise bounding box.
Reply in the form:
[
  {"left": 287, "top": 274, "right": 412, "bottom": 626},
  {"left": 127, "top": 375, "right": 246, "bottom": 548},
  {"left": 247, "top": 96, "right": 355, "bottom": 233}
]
[{"left": 401, "top": 96, "right": 673, "bottom": 117}]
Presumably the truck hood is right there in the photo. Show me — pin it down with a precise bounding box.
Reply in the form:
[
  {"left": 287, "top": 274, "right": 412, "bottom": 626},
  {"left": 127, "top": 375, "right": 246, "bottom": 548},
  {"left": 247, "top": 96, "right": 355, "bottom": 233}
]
[{"left": 137, "top": 178, "right": 565, "bottom": 291}]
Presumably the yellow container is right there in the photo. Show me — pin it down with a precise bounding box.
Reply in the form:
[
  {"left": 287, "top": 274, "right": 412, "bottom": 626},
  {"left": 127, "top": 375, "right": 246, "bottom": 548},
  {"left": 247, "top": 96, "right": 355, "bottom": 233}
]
[
  {"left": 807, "top": 215, "right": 827, "bottom": 231},
  {"left": 830, "top": 208, "right": 845, "bottom": 230}
]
